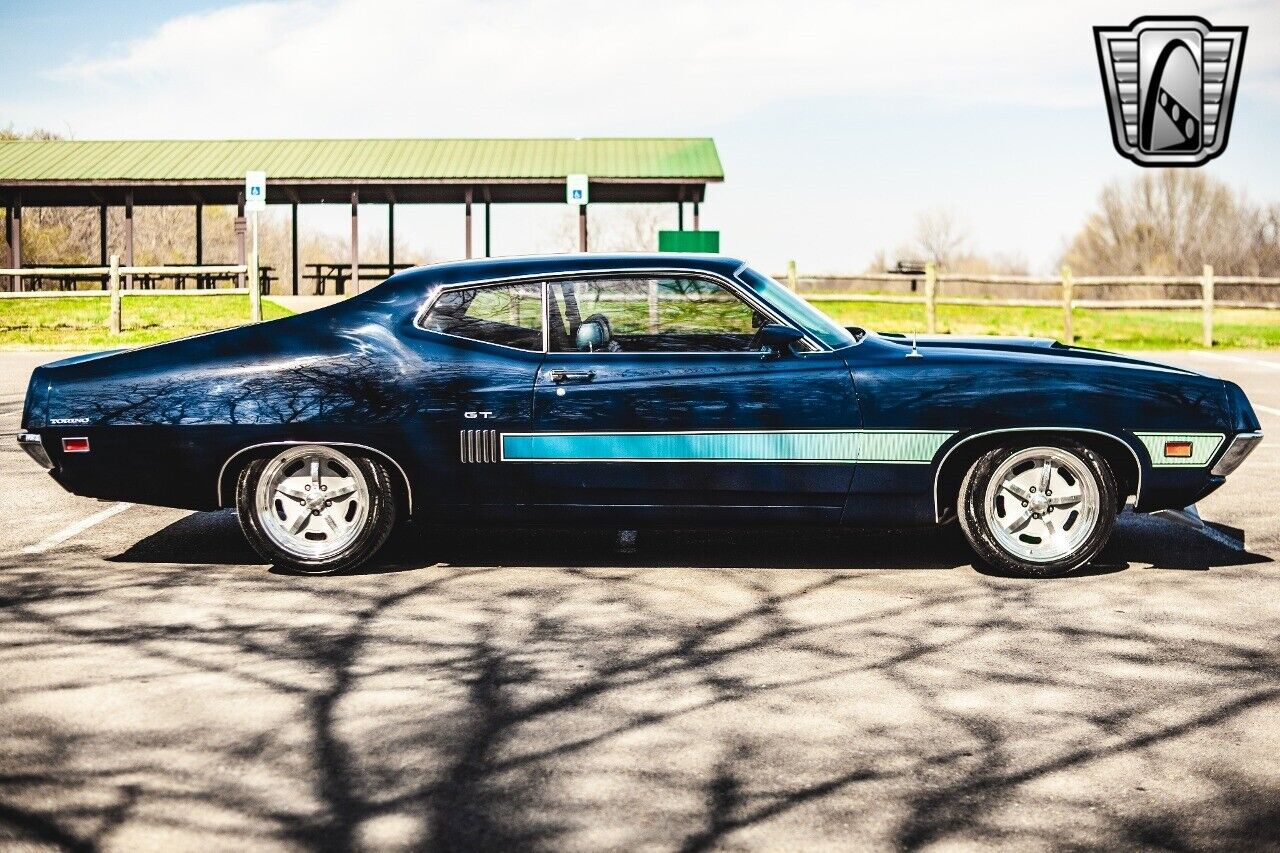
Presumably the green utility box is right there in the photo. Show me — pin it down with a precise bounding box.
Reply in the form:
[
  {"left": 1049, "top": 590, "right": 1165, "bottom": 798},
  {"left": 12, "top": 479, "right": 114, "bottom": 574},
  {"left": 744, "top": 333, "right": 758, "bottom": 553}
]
[{"left": 658, "top": 230, "right": 720, "bottom": 253}]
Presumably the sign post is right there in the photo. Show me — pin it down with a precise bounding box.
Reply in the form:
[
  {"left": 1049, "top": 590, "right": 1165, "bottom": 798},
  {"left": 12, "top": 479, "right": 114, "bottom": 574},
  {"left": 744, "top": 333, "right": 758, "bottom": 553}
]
[{"left": 245, "top": 171, "right": 266, "bottom": 322}]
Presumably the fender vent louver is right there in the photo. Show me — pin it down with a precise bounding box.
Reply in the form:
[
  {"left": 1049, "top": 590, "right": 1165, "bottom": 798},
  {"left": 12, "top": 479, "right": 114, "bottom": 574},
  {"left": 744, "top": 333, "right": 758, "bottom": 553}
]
[{"left": 460, "top": 429, "right": 499, "bottom": 463}]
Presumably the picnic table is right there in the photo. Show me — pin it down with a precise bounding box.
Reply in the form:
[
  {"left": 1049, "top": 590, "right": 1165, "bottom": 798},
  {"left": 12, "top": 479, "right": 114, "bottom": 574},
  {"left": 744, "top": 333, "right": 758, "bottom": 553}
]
[
  {"left": 16, "top": 264, "right": 108, "bottom": 291},
  {"left": 132, "top": 266, "right": 275, "bottom": 293},
  {"left": 304, "top": 263, "right": 415, "bottom": 295},
  {"left": 18, "top": 266, "right": 275, "bottom": 293}
]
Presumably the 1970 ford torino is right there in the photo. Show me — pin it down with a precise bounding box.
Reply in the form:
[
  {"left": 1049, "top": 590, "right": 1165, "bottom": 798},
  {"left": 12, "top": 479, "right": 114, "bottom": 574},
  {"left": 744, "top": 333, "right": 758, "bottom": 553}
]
[{"left": 17, "top": 254, "right": 1263, "bottom": 577}]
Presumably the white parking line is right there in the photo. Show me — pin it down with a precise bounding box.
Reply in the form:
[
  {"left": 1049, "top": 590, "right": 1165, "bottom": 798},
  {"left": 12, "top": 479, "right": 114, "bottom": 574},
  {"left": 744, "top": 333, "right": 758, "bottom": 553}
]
[
  {"left": 23, "top": 502, "right": 133, "bottom": 555},
  {"left": 1253, "top": 403, "right": 1280, "bottom": 418},
  {"left": 1190, "top": 352, "right": 1280, "bottom": 370}
]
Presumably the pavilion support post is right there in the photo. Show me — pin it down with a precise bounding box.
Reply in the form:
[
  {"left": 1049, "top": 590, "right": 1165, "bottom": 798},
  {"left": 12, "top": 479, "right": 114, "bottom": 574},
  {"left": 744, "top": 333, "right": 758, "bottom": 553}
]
[
  {"left": 4, "top": 202, "right": 14, "bottom": 292},
  {"left": 350, "top": 190, "right": 360, "bottom": 295},
  {"left": 677, "top": 202, "right": 683, "bottom": 231},
  {"left": 387, "top": 202, "right": 395, "bottom": 272},
  {"left": 235, "top": 192, "right": 246, "bottom": 289},
  {"left": 193, "top": 204, "right": 203, "bottom": 289},
  {"left": 579, "top": 203, "right": 588, "bottom": 252},
  {"left": 464, "top": 189, "right": 473, "bottom": 259},
  {"left": 10, "top": 198, "right": 22, "bottom": 292},
  {"left": 693, "top": 201, "right": 700, "bottom": 231},
  {"left": 195, "top": 204, "right": 203, "bottom": 264},
  {"left": 98, "top": 204, "right": 108, "bottom": 267},
  {"left": 485, "top": 201, "right": 491, "bottom": 258},
  {"left": 124, "top": 193, "right": 134, "bottom": 290},
  {"left": 291, "top": 203, "right": 299, "bottom": 296}
]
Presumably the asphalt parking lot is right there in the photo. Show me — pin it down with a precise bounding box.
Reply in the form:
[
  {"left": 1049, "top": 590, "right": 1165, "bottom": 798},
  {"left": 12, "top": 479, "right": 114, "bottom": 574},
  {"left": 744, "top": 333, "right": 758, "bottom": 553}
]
[{"left": 1, "top": 350, "right": 1278, "bottom": 851}]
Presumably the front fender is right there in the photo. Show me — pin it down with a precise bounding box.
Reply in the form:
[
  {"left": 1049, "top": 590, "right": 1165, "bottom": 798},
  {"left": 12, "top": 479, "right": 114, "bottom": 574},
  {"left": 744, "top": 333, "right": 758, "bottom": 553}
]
[{"left": 844, "top": 337, "right": 1234, "bottom": 520}]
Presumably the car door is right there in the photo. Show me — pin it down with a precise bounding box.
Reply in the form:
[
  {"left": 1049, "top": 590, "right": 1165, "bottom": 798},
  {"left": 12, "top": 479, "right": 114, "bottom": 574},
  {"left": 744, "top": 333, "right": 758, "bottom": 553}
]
[
  {"left": 399, "top": 279, "right": 544, "bottom": 513},
  {"left": 512, "top": 274, "right": 862, "bottom": 522}
]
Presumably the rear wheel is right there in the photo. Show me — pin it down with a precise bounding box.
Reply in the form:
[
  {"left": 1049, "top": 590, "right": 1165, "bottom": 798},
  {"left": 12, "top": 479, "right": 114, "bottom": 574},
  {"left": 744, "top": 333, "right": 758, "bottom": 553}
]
[
  {"left": 236, "top": 445, "right": 396, "bottom": 575},
  {"left": 958, "top": 441, "right": 1117, "bottom": 578}
]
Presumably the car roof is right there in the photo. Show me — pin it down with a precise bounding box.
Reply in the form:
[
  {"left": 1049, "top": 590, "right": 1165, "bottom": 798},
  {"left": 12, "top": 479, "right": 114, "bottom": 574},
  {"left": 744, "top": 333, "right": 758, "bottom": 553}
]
[{"left": 379, "top": 252, "right": 749, "bottom": 296}]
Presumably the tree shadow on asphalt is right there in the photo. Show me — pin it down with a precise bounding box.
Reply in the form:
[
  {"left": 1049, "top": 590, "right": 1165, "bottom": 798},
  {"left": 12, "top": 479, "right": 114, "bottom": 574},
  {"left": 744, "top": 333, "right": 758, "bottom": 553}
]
[{"left": 2, "top": 511, "right": 1277, "bottom": 850}]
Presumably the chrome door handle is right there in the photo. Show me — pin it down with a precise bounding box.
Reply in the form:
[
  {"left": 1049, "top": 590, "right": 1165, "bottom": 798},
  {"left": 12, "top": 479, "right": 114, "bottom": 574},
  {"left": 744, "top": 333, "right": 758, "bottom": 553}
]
[{"left": 550, "top": 369, "right": 596, "bottom": 384}]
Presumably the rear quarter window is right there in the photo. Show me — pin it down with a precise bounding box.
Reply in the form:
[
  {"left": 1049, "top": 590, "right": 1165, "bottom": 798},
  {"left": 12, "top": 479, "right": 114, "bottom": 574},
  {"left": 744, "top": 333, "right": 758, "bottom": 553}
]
[{"left": 421, "top": 282, "right": 543, "bottom": 351}]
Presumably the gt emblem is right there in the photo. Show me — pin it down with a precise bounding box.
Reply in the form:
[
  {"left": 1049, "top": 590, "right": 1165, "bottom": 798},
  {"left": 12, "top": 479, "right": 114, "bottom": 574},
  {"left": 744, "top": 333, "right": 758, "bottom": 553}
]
[{"left": 464, "top": 411, "right": 494, "bottom": 419}]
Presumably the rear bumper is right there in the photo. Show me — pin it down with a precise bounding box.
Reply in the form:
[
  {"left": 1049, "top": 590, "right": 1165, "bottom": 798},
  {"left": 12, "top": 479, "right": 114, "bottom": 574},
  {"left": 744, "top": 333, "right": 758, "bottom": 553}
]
[{"left": 17, "top": 432, "right": 54, "bottom": 470}]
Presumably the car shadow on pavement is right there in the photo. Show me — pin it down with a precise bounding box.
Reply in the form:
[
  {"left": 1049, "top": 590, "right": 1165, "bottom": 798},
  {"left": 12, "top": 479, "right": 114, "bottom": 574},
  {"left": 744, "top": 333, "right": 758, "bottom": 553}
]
[{"left": 110, "top": 507, "right": 1274, "bottom": 577}]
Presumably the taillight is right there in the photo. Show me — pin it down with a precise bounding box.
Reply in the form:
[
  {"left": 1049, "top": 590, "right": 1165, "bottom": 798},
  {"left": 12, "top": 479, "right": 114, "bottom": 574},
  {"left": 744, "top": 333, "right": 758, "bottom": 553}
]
[{"left": 62, "top": 437, "right": 90, "bottom": 453}]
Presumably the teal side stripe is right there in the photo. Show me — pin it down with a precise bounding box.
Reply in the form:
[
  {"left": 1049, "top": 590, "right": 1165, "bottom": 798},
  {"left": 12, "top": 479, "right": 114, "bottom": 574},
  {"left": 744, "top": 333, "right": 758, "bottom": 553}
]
[
  {"left": 1133, "top": 432, "right": 1225, "bottom": 467},
  {"left": 501, "top": 430, "right": 955, "bottom": 463}
]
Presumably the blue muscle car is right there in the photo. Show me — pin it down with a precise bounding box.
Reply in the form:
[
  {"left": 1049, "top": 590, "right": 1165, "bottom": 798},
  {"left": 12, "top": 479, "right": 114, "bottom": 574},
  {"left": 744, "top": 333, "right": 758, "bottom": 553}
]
[{"left": 16, "top": 254, "right": 1264, "bottom": 577}]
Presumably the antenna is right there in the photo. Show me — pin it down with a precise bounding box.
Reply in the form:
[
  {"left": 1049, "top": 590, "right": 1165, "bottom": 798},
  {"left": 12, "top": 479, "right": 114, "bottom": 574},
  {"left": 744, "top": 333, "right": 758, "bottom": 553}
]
[{"left": 906, "top": 333, "right": 923, "bottom": 359}]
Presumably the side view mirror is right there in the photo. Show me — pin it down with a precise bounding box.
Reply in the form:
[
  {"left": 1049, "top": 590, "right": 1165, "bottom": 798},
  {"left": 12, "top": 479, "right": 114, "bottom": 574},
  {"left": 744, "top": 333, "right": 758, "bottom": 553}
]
[{"left": 756, "top": 324, "right": 804, "bottom": 357}]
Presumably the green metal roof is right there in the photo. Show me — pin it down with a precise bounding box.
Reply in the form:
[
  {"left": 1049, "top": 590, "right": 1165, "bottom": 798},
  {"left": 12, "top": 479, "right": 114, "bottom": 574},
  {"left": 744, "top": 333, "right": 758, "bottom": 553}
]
[{"left": 0, "top": 137, "right": 723, "bottom": 182}]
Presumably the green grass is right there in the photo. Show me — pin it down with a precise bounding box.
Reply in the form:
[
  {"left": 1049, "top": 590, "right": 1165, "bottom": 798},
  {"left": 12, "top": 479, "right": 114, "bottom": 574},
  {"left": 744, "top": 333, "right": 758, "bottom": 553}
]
[
  {"left": 814, "top": 300, "right": 1280, "bottom": 349},
  {"left": 0, "top": 295, "right": 293, "bottom": 349},
  {"left": 3, "top": 293, "right": 1278, "bottom": 351}
]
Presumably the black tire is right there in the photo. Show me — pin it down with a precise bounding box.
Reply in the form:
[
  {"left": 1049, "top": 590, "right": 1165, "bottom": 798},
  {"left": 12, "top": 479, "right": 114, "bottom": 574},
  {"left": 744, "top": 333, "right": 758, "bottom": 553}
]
[
  {"left": 957, "top": 439, "right": 1117, "bottom": 578},
  {"left": 236, "top": 448, "right": 397, "bottom": 575}
]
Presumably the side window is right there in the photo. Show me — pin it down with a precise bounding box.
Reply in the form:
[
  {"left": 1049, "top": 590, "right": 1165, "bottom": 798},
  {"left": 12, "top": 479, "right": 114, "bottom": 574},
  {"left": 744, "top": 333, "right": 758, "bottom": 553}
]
[
  {"left": 548, "top": 277, "right": 763, "bottom": 353},
  {"left": 421, "top": 282, "right": 543, "bottom": 351}
]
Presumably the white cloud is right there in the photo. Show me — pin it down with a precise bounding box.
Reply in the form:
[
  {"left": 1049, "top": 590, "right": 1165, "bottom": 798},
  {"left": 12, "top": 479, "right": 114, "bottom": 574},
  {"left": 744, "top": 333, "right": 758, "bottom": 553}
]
[
  {"left": 32, "top": 0, "right": 1279, "bottom": 139},
  {"left": 7, "top": 0, "right": 1280, "bottom": 273}
]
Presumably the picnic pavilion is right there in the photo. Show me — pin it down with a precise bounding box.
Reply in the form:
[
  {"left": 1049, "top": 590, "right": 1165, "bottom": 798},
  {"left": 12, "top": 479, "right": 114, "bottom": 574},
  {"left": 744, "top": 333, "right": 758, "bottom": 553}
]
[{"left": 0, "top": 137, "right": 724, "bottom": 293}]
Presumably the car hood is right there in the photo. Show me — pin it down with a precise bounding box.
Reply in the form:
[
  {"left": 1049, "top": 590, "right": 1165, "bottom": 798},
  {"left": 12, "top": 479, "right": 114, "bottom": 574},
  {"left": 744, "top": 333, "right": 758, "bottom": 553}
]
[{"left": 874, "top": 332, "right": 1206, "bottom": 377}]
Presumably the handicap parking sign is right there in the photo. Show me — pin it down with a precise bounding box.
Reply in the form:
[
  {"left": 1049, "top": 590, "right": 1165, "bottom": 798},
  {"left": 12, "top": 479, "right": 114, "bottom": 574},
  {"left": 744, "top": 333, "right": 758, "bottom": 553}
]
[
  {"left": 245, "top": 171, "right": 267, "bottom": 211},
  {"left": 566, "top": 174, "right": 588, "bottom": 206}
]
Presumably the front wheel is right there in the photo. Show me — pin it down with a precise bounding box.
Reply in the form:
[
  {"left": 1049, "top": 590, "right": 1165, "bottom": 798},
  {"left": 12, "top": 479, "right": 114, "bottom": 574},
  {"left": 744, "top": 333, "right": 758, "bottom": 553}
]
[
  {"left": 957, "top": 441, "right": 1117, "bottom": 578},
  {"left": 236, "top": 445, "right": 397, "bottom": 575}
]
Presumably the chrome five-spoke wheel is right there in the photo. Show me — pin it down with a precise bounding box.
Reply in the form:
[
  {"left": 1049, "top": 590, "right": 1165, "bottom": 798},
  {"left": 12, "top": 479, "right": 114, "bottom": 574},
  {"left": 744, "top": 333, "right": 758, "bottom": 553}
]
[
  {"left": 984, "top": 447, "right": 1100, "bottom": 564},
  {"left": 958, "top": 441, "right": 1118, "bottom": 578},
  {"left": 236, "top": 444, "right": 397, "bottom": 575},
  {"left": 256, "top": 446, "right": 370, "bottom": 560}
]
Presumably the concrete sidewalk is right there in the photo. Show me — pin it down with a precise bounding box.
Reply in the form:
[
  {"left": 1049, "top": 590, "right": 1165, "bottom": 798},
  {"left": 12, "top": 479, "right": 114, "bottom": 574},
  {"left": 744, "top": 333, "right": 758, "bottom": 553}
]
[{"left": 265, "top": 295, "right": 348, "bottom": 314}]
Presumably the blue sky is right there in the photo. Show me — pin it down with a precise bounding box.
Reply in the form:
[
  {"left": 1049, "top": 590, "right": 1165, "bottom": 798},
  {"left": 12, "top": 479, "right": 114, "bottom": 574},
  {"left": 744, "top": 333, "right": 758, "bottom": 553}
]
[{"left": 3, "top": 0, "right": 1279, "bottom": 272}]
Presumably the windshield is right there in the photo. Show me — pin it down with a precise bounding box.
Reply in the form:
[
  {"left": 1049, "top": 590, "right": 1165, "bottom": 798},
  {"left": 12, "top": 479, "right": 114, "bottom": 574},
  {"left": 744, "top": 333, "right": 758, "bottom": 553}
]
[{"left": 735, "top": 266, "right": 856, "bottom": 350}]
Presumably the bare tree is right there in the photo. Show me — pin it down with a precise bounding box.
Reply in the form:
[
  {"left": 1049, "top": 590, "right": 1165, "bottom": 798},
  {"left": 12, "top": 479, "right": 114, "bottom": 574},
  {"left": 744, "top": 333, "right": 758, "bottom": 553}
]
[
  {"left": 1061, "top": 170, "right": 1279, "bottom": 276},
  {"left": 876, "top": 210, "right": 1026, "bottom": 275},
  {"left": 544, "top": 204, "right": 675, "bottom": 254},
  {"left": 596, "top": 204, "right": 673, "bottom": 253},
  {"left": 910, "top": 209, "right": 970, "bottom": 268}
]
